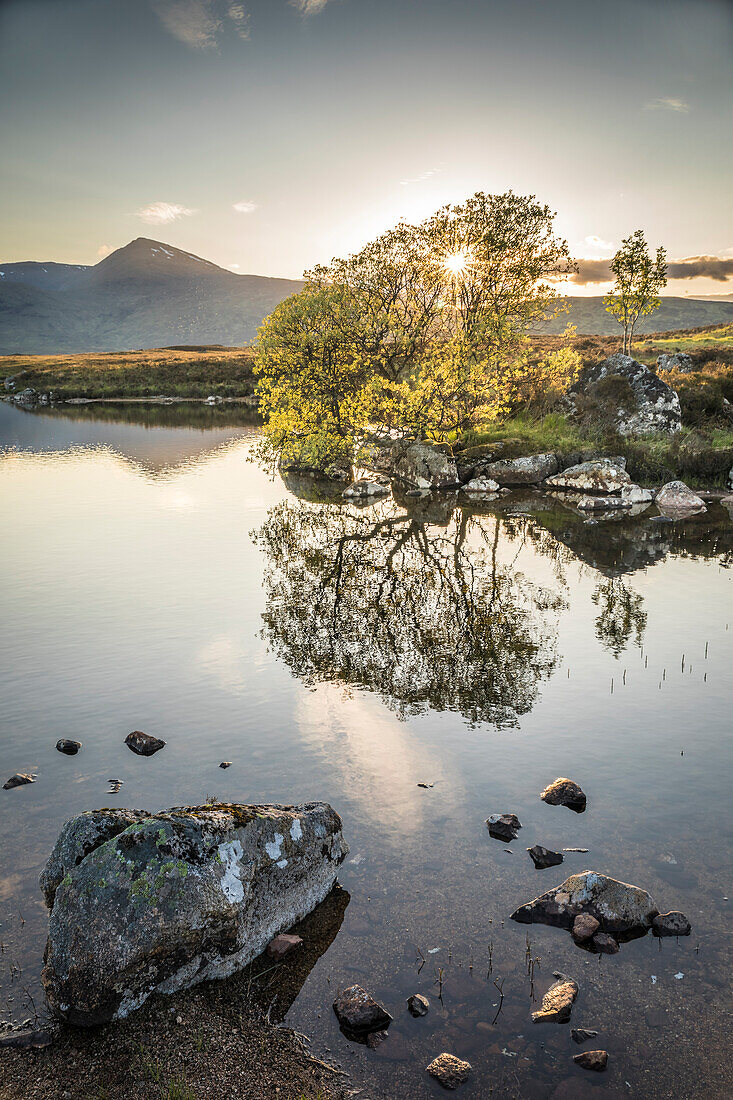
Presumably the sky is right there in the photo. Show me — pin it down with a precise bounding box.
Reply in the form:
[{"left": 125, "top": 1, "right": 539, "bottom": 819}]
[{"left": 1, "top": 0, "right": 732, "bottom": 295}]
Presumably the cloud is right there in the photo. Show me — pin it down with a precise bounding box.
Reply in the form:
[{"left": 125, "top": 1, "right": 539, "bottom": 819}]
[
  {"left": 580, "top": 234, "right": 614, "bottom": 254},
  {"left": 570, "top": 255, "right": 733, "bottom": 285},
  {"left": 153, "top": 1, "right": 249, "bottom": 48},
  {"left": 233, "top": 199, "right": 257, "bottom": 214},
  {"left": 644, "top": 97, "right": 690, "bottom": 114},
  {"left": 400, "top": 167, "right": 443, "bottom": 187},
  {"left": 134, "top": 201, "right": 195, "bottom": 225},
  {"left": 153, "top": 1, "right": 221, "bottom": 49},
  {"left": 290, "top": 0, "right": 331, "bottom": 15}
]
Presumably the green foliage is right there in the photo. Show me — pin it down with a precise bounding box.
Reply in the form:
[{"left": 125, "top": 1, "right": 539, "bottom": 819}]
[
  {"left": 604, "top": 229, "right": 667, "bottom": 354},
  {"left": 255, "top": 191, "right": 574, "bottom": 466}
]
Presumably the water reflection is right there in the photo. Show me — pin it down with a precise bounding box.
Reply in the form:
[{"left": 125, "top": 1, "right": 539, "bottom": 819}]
[{"left": 255, "top": 499, "right": 565, "bottom": 727}]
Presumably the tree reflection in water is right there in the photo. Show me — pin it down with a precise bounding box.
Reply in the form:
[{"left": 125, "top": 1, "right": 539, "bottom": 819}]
[
  {"left": 254, "top": 498, "right": 566, "bottom": 728},
  {"left": 591, "top": 577, "right": 648, "bottom": 658}
]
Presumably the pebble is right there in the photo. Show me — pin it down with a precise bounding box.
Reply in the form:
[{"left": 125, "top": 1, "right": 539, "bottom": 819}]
[
  {"left": 407, "top": 994, "right": 430, "bottom": 1017},
  {"left": 573, "top": 1050, "right": 608, "bottom": 1072}
]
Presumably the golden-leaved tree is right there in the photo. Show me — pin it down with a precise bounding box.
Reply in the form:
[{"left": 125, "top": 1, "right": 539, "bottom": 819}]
[{"left": 255, "top": 191, "right": 576, "bottom": 468}]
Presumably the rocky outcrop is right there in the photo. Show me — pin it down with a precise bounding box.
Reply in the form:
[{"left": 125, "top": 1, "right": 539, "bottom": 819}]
[
  {"left": 387, "top": 440, "right": 459, "bottom": 490},
  {"left": 531, "top": 972, "right": 578, "bottom": 1023},
  {"left": 41, "top": 801, "right": 348, "bottom": 1025},
  {"left": 426, "top": 1053, "right": 472, "bottom": 1089},
  {"left": 657, "top": 352, "right": 693, "bottom": 373},
  {"left": 545, "top": 460, "right": 631, "bottom": 495},
  {"left": 655, "top": 481, "right": 707, "bottom": 518},
  {"left": 540, "top": 777, "right": 587, "bottom": 812},
  {"left": 480, "top": 453, "right": 559, "bottom": 485},
  {"left": 566, "top": 353, "right": 681, "bottom": 435},
  {"left": 510, "top": 870, "right": 659, "bottom": 932}
]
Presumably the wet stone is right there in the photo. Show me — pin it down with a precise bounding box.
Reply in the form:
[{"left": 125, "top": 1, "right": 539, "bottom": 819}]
[
  {"left": 528, "top": 845, "right": 564, "bottom": 869},
  {"left": 531, "top": 972, "right": 579, "bottom": 1023},
  {"left": 407, "top": 993, "right": 430, "bottom": 1017},
  {"left": 56, "top": 739, "right": 82, "bottom": 755},
  {"left": 540, "top": 777, "right": 586, "bottom": 812},
  {"left": 333, "top": 985, "right": 392, "bottom": 1036},
  {"left": 573, "top": 1050, "right": 608, "bottom": 1072},
  {"left": 592, "top": 932, "right": 619, "bottom": 954},
  {"left": 426, "top": 1052, "right": 472, "bottom": 1089},
  {"left": 652, "top": 910, "right": 691, "bottom": 937},
  {"left": 571, "top": 914, "right": 600, "bottom": 943},
  {"left": 266, "top": 933, "right": 303, "bottom": 960},
  {"left": 124, "top": 730, "right": 166, "bottom": 756},
  {"left": 571, "top": 1028, "right": 598, "bottom": 1044},
  {"left": 511, "top": 871, "right": 658, "bottom": 933},
  {"left": 219, "top": 761, "right": 232, "bottom": 769},
  {"left": 486, "top": 813, "right": 522, "bottom": 841},
  {"left": 3, "top": 773, "right": 36, "bottom": 790}
]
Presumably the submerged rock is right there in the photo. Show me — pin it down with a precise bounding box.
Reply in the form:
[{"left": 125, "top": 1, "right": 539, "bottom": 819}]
[
  {"left": 486, "top": 813, "right": 522, "bottom": 841},
  {"left": 655, "top": 480, "right": 707, "bottom": 518},
  {"left": 591, "top": 932, "right": 619, "bottom": 954},
  {"left": 511, "top": 871, "right": 659, "bottom": 932},
  {"left": 219, "top": 761, "right": 232, "bottom": 769},
  {"left": 56, "top": 739, "right": 82, "bottom": 756},
  {"left": 571, "top": 1028, "right": 598, "bottom": 1044},
  {"left": 124, "top": 730, "right": 166, "bottom": 756},
  {"left": 528, "top": 845, "right": 564, "bottom": 869},
  {"left": 3, "top": 773, "right": 36, "bottom": 790},
  {"left": 573, "top": 1050, "right": 608, "bottom": 1072},
  {"left": 540, "top": 778, "right": 587, "bottom": 813},
  {"left": 545, "top": 460, "right": 631, "bottom": 495},
  {"left": 480, "top": 453, "right": 559, "bottom": 485},
  {"left": 333, "top": 985, "right": 392, "bottom": 1036},
  {"left": 652, "top": 911, "right": 691, "bottom": 937},
  {"left": 407, "top": 993, "right": 430, "bottom": 1017},
  {"left": 342, "top": 478, "right": 390, "bottom": 500},
  {"left": 266, "top": 933, "right": 303, "bottom": 960},
  {"left": 531, "top": 972, "right": 578, "bottom": 1023},
  {"left": 41, "top": 801, "right": 348, "bottom": 1025},
  {"left": 426, "top": 1052, "right": 472, "bottom": 1089}
]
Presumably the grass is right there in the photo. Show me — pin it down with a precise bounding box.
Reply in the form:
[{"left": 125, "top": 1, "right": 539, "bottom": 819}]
[{"left": 0, "top": 346, "right": 257, "bottom": 399}]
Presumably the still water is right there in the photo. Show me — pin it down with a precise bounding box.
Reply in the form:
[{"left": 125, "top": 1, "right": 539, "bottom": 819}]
[{"left": 1, "top": 401, "right": 731, "bottom": 1098}]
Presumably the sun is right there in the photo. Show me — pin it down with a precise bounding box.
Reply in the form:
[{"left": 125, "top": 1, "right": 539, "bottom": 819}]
[{"left": 442, "top": 249, "right": 470, "bottom": 279}]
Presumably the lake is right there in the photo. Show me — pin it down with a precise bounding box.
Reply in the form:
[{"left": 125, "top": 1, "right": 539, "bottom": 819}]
[{"left": 1, "top": 401, "right": 731, "bottom": 1098}]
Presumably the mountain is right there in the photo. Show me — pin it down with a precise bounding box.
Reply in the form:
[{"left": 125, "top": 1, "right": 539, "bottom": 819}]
[
  {"left": 0, "top": 239, "right": 303, "bottom": 353},
  {"left": 534, "top": 295, "right": 733, "bottom": 335},
  {"left": 2, "top": 238, "right": 733, "bottom": 352}
]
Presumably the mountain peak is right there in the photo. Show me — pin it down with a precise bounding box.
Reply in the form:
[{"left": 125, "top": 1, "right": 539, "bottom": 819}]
[{"left": 94, "top": 238, "right": 225, "bottom": 279}]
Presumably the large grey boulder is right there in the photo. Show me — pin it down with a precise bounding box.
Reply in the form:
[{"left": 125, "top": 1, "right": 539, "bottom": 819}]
[
  {"left": 655, "top": 480, "right": 707, "bottom": 518},
  {"left": 480, "top": 453, "right": 559, "bottom": 485},
  {"left": 387, "top": 440, "right": 459, "bottom": 489},
  {"left": 510, "top": 870, "right": 658, "bottom": 932},
  {"left": 41, "top": 801, "right": 348, "bottom": 1025},
  {"left": 657, "top": 352, "right": 694, "bottom": 374},
  {"left": 567, "top": 353, "right": 681, "bottom": 435},
  {"left": 545, "top": 459, "right": 631, "bottom": 495}
]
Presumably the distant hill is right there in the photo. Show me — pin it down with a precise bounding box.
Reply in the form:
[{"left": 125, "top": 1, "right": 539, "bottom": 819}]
[
  {"left": 533, "top": 295, "right": 733, "bottom": 335},
  {"left": 0, "top": 239, "right": 303, "bottom": 353},
  {"left": 2, "top": 239, "right": 733, "bottom": 352}
]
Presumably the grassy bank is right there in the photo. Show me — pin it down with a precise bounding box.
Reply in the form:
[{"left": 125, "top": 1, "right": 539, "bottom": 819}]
[{"left": 0, "top": 346, "right": 256, "bottom": 399}]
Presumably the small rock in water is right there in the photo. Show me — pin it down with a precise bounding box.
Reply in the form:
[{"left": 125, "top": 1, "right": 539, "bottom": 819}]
[
  {"left": 124, "top": 730, "right": 166, "bottom": 756},
  {"left": 56, "top": 739, "right": 82, "bottom": 755},
  {"left": 531, "top": 972, "right": 579, "bottom": 1023},
  {"left": 571, "top": 914, "right": 600, "bottom": 943},
  {"left": 486, "top": 813, "right": 522, "bottom": 841},
  {"left": 571, "top": 1028, "right": 598, "bottom": 1044},
  {"left": 655, "top": 480, "right": 706, "bottom": 519},
  {"left": 652, "top": 911, "right": 691, "bottom": 937},
  {"left": 365, "top": 1029, "right": 389, "bottom": 1050},
  {"left": 107, "top": 778, "right": 124, "bottom": 793},
  {"left": 573, "top": 1050, "right": 608, "bottom": 1072},
  {"left": 407, "top": 994, "right": 430, "bottom": 1017},
  {"left": 417, "top": 781, "right": 434, "bottom": 789},
  {"left": 266, "top": 933, "right": 303, "bottom": 960},
  {"left": 592, "top": 932, "right": 619, "bottom": 955},
  {"left": 540, "top": 778, "right": 586, "bottom": 813},
  {"left": 3, "top": 773, "right": 36, "bottom": 790},
  {"left": 219, "top": 761, "right": 232, "bottom": 769},
  {"left": 528, "top": 845, "right": 564, "bottom": 869},
  {"left": 563, "top": 848, "right": 589, "bottom": 853},
  {"left": 333, "top": 985, "right": 392, "bottom": 1036},
  {"left": 426, "top": 1052, "right": 472, "bottom": 1089}
]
